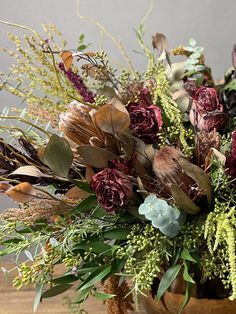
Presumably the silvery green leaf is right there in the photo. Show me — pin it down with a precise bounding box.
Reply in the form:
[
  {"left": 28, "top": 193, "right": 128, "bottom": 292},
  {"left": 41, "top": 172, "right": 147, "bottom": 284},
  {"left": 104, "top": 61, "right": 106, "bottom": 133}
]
[
  {"left": 187, "top": 58, "right": 199, "bottom": 65},
  {"left": 24, "top": 250, "right": 34, "bottom": 261},
  {"left": 159, "top": 221, "right": 180, "bottom": 237},
  {"left": 194, "top": 64, "right": 205, "bottom": 71},
  {"left": 189, "top": 38, "right": 196, "bottom": 47},
  {"left": 190, "top": 52, "right": 201, "bottom": 59},
  {"left": 49, "top": 237, "right": 58, "bottom": 247},
  {"left": 186, "top": 64, "right": 196, "bottom": 71},
  {"left": 193, "top": 47, "right": 204, "bottom": 53},
  {"left": 184, "top": 46, "right": 194, "bottom": 52}
]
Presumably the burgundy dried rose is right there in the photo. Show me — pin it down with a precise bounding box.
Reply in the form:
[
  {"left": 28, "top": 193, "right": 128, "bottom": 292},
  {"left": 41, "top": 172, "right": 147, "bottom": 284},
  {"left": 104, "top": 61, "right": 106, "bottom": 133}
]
[
  {"left": 225, "top": 131, "right": 236, "bottom": 183},
  {"left": 189, "top": 86, "right": 227, "bottom": 131},
  {"left": 108, "top": 158, "right": 136, "bottom": 176},
  {"left": 139, "top": 88, "right": 153, "bottom": 107},
  {"left": 128, "top": 105, "right": 163, "bottom": 143},
  {"left": 90, "top": 168, "right": 133, "bottom": 212}
]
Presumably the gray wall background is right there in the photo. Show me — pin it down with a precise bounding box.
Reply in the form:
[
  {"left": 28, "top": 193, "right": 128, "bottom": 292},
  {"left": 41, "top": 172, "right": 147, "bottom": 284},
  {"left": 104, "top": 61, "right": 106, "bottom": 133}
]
[{"left": 0, "top": 0, "right": 236, "bottom": 209}]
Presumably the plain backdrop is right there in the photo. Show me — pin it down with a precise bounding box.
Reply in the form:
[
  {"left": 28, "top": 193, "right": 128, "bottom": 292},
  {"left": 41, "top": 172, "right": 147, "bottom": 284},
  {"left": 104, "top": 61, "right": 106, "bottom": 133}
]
[{"left": 0, "top": 0, "right": 236, "bottom": 209}]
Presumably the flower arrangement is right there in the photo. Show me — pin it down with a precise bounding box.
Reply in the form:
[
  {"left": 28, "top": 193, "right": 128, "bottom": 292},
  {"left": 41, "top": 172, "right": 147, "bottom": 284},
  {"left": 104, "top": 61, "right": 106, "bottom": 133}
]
[{"left": 0, "top": 14, "right": 236, "bottom": 314}]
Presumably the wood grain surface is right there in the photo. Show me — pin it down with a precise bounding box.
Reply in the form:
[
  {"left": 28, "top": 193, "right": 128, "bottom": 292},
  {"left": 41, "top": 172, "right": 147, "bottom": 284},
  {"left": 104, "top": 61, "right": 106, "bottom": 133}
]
[{"left": 0, "top": 262, "right": 145, "bottom": 314}]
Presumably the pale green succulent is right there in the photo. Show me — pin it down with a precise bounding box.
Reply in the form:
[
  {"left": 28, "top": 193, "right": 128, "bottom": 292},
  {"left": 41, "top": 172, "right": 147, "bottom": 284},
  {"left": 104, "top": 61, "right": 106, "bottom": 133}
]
[{"left": 138, "top": 195, "right": 185, "bottom": 237}]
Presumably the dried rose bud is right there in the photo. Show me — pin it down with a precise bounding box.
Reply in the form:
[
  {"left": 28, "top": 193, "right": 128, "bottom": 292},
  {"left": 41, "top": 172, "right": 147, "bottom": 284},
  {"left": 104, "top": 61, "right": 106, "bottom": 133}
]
[
  {"left": 195, "top": 130, "right": 221, "bottom": 168},
  {"left": 189, "top": 87, "right": 227, "bottom": 131},
  {"left": 108, "top": 158, "right": 135, "bottom": 176},
  {"left": 91, "top": 168, "right": 133, "bottom": 212},
  {"left": 139, "top": 88, "right": 153, "bottom": 107},
  {"left": 225, "top": 131, "right": 236, "bottom": 184},
  {"left": 59, "top": 101, "right": 101, "bottom": 145},
  {"left": 232, "top": 45, "right": 236, "bottom": 69},
  {"left": 128, "top": 105, "right": 163, "bottom": 143}
]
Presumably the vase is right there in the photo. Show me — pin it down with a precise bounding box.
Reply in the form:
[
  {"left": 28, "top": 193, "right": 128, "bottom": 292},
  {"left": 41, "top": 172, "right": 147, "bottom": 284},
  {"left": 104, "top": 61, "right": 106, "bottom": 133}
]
[{"left": 141, "top": 291, "right": 236, "bottom": 314}]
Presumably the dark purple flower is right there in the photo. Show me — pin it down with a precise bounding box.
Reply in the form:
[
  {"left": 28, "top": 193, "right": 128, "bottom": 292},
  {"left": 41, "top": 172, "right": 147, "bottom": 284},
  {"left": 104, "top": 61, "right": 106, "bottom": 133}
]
[
  {"left": 128, "top": 105, "right": 163, "bottom": 143},
  {"left": 108, "top": 158, "right": 135, "bottom": 176},
  {"left": 58, "top": 62, "right": 95, "bottom": 103},
  {"left": 90, "top": 168, "right": 133, "bottom": 212},
  {"left": 189, "top": 86, "right": 227, "bottom": 131},
  {"left": 225, "top": 131, "right": 236, "bottom": 183},
  {"left": 139, "top": 88, "right": 153, "bottom": 107}
]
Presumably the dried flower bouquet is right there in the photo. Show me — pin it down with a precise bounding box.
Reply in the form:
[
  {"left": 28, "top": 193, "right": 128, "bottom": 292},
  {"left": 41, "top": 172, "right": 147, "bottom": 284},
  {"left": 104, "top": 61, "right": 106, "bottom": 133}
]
[{"left": 0, "top": 15, "right": 236, "bottom": 314}]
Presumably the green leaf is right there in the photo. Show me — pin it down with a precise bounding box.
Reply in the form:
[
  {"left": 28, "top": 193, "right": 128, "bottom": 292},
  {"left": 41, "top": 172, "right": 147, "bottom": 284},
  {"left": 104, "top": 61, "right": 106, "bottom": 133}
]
[
  {"left": 223, "top": 79, "right": 236, "bottom": 92},
  {"left": 193, "top": 46, "right": 204, "bottom": 53},
  {"left": 40, "top": 134, "right": 73, "bottom": 178},
  {"left": 103, "top": 228, "right": 131, "bottom": 240},
  {"left": 189, "top": 38, "right": 196, "bottom": 47},
  {"left": 156, "top": 264, "right": 182, "bottom": 300},
  {"left": 53, "top": 274, "right": 78, "bottom": 285},
  {"left": 180, "top": 249, "right": 197, "bottom": 263},
  {"left": 94, "top": 291, "right": 116, "bottom": 300},
  {"left": 0, "top": 248, "right": 14, "bottom": 256},
  {"left": 92, "top": 205, "right": 107, "bottom": 218},
  {"left": 73, "top": 179, "right": 93, "bottom": 193},
  {"left": 73, "top": 194, "right": 97, "bottom": 214},
  {"left": 42, "top": 284, "right": 73, "bottom": 298},
  {"left": 183, "top": 262, "right": 195, "bottom": 284},
  {"left": 79, "top": 34, "right": 85, "bottom": 41},
  {"left": 178, "top": 282, "right": 193, "bottom": 313},
  {"left": 78, "top": 264, "right": 112, "bottom": 291},
  {"left": 74, "top": 241, "right": 112, "bottom": 255},
  {"left": 33, "top": 283, "right": 44, "bottom": 312},
  {"left": 78, "top": 44, "right": 87, "bottom": 51},
  {"left": 74, "top": 286, "right": 92, "bottom": 304},
  {"left": 1, "top": 238, "right": 22, "bottom": 244}
]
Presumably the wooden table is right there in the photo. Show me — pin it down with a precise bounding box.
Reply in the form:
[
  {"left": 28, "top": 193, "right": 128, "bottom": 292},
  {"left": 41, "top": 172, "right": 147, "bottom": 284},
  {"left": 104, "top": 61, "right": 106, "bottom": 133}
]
[{"left": 0, "top": 262, "right": 145, "bottom": 314}]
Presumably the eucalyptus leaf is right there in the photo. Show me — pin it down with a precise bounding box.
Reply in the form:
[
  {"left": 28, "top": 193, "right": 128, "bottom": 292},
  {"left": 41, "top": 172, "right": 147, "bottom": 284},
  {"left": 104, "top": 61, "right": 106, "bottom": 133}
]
[
  {"left": 189, "top": 38, "right": 196, "bottom": 47},
  {"left": 194, "top": 64, "right": 205, "bottom": 71},
  {"left": 77, "top": 145, "right": 119, "bottom": 168},
  {"left": 33, "top": 283, "right": 44, "bottom": 312},
  {"left": 193, "top": 46, "right": 204, "bottom": 53},
  {"left": 183, "top": 262, "right": 195, "bottom": 284},
  {"left": 42, "top": 284, "right": 73, "bottom": 298},
  {"left": 94, "top": 291, "right": 116, "bottom": 300},
  {"left": 157, "top": 264, "right": 182, "bottom": 300},
  {"left": 40, "top": 135, "right": 73, "bottom": 178},
  {"left": 187, "top": 58, "right": 198, "bottom": 65},
  {"left": 78, "top": 264, "right": 112, "bottom": 290},
  {"left": 72, "top": 194, "right": 97, "bottom": 214},
  {"left": 178, "top": 282, "right": 193, "bottom": 313}
]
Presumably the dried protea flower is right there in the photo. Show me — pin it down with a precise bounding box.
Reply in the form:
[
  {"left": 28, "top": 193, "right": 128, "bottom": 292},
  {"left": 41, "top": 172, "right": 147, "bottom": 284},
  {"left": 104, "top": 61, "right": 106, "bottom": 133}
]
[
  {"left": 152, "top": 146, "right": 212, "bottom": 214},
  {"left": 195, "top": 130, "right": 221, "bottom": 168},
  {"left": 59, "top": 101, "right": 103, "bottom": 146}
]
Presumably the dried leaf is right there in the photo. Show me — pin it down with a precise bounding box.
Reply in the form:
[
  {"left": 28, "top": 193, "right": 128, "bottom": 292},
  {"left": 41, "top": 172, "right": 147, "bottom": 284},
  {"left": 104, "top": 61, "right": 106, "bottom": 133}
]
[
  {"left": 170, "top": 184, "right": 200, "bottom": 215},
  {"left": 61, "top": 51, "right": 73, "bottom": 71},
  {"left": 39, "top": 135, "right": 73, "bottom": 178},
  {"left": 94, "top": 100, "right": 130, "bottom": 135},
  {"left": 152, "top": 33, "right": 168, "bottom": 52},
  {"left": 77, "top": 145, "right": 119, "bottom": 168},
  {"left": 179, "top": 158, "right": 212, "bottom": 205},
  {"left": 0, "top": 183, "right": 13, "bottom": 192},
  {"left": 65, "top": 186, "right": 89, "bottom": 200},
  {"left": 9, "top": 166, "right": 52, "bottom": 178},
  {"left": 6, "top": 182, "right": 36, "bottom": 203},
  {"left": 172, "top": 90, "right": 188, "bottom": 101},
  {"left": 81, "top": 63, "right": 107, "bottom": 81},
  {"left": 85, "top": 165, "right": 95, "bottom": 183}
]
